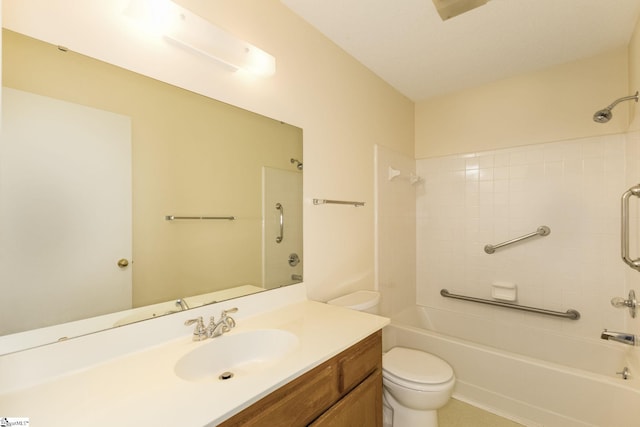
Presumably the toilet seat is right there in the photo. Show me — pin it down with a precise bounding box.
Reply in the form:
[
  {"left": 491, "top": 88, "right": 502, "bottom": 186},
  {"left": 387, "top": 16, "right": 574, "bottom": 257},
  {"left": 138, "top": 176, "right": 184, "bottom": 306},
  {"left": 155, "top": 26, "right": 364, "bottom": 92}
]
[{"left": 383, "top": 347, "right": 454, "bottom": 392}]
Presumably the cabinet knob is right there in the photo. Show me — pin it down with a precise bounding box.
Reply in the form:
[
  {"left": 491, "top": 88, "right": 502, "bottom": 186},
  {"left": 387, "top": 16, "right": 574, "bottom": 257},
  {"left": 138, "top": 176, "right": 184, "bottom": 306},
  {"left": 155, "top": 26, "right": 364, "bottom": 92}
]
[{"left": 117, "top": 258, "right": 129, "bottom": 268}]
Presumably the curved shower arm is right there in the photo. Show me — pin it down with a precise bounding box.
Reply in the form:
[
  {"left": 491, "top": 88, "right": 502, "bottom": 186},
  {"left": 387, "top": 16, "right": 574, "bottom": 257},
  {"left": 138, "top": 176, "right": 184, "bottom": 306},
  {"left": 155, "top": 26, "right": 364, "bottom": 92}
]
[{"left": 605, "top": 91, "right": 639, "bottom": 110}]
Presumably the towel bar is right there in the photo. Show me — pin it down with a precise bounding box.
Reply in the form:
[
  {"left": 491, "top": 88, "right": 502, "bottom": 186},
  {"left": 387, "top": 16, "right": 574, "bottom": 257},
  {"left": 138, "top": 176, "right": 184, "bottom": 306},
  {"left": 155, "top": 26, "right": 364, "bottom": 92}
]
[{"left": 312, "top": 199, "right": 365, "bottom": 207}]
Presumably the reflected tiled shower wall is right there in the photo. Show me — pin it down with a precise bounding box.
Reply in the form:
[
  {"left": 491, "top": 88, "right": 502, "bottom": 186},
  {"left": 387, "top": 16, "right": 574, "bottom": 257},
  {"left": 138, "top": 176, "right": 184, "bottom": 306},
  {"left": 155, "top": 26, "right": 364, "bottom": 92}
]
[
  {"left": 375, "top": 145, "right": 417, "bottom": 317},
  {"left": 416, "top": 134, "right": 630, "bottom": 338}
]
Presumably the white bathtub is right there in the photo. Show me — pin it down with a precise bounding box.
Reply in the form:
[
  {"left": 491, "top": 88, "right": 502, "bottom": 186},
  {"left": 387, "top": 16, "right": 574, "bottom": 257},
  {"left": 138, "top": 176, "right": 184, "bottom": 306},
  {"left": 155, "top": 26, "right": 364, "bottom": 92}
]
[{"left": 383, "top": 306, "right": 640, "bottom": 427}]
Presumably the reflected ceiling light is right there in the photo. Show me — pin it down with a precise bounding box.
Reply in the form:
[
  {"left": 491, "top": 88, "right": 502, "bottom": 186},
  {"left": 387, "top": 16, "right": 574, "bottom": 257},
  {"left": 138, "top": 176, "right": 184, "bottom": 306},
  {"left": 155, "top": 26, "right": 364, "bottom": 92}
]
[{"left": 125, "top": 0, "right": 276, "bottom": 77}]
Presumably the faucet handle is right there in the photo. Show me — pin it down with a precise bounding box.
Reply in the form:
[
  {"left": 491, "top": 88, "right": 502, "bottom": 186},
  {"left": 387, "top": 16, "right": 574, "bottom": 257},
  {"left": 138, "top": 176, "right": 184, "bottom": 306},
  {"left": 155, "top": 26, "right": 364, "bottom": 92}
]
[
  {"left": 610, "top": 290, "right": 636, "bottom": 318},
  {"left": 222, "top": 307, "right": 239, "bottom": 316},
  {"left": 222, "top": 307, "right": 238, "bottom": 328},
  {"left": 184, "top": 316, "right": 208, "bottom": 341}
]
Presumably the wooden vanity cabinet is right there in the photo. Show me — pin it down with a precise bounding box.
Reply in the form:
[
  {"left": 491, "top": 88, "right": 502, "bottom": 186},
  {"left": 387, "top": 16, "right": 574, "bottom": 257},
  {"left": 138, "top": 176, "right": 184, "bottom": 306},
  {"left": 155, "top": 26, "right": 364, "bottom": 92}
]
[{"left": 218, "top": 330, "right": 382, "bottom": 427}]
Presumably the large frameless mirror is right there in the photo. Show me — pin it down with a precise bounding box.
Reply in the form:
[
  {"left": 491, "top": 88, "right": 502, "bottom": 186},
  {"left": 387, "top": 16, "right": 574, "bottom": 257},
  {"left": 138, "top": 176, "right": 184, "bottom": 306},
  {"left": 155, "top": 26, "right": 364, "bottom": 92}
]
[{"left": 0, "top": 26, "right": 303, "bottom": 355}]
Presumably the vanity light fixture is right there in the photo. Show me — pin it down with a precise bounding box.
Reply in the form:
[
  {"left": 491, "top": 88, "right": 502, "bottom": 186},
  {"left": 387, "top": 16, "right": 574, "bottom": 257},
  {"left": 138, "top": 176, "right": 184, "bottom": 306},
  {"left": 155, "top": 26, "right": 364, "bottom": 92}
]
[{"left": 125, "top": 0, "right": 276, "bottom": 77}]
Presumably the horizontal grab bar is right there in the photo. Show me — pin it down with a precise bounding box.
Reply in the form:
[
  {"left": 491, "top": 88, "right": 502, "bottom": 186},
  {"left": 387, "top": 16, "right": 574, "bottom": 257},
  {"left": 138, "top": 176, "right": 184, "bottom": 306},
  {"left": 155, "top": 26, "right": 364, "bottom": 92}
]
[
  {"left": 440, "top": 289, "right": 580, "bottom": 320},
  {"left": 165, "top": 215, "right": 236, "bottom": 221},
  {"left": 313, "top": 199, "right": 365, "bottom": 207},
  {"left": 484, "top": 226, "right": 550, "bottom": 254}
]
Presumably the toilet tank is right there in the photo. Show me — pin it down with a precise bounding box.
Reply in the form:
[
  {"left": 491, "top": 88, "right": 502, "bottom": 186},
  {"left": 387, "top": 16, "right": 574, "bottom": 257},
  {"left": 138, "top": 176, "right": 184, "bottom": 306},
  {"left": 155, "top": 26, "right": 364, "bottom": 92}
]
[{"left": 327, "top": 290, "right": 380, "bottom": 314}]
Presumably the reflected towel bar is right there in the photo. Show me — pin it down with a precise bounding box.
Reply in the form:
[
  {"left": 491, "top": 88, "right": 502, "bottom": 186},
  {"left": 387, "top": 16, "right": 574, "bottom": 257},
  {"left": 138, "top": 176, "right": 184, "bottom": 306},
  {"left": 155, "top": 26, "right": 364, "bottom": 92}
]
[
  {"left": 165, "top": 215, "right": 236, "bottom": 221},
  {"left": 484, "top": 225, "right": 550, "bottom": 254},
  {"left": 440, "top": 289, "right": 580, "bottom": 320},
  {"left": 313, "top": 199, "right": 365, "bottom": 207}
]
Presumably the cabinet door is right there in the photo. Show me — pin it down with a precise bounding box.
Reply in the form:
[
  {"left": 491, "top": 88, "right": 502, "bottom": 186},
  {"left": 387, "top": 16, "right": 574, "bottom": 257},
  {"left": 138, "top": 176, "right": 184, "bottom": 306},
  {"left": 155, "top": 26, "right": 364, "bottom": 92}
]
[
  {"left": 218, "top": 362, "right": 340, "bottom": 427},
  {"left": 310, "top": 370, "right": 382, "bottom": 427}
]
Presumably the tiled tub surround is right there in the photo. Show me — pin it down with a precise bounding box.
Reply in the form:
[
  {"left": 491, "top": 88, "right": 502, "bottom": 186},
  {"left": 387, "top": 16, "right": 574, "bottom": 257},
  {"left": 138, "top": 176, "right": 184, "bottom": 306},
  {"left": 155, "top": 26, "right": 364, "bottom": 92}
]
[
  {"left": 413, "top": 133, "right": 640, "bottom": 424},
  {"left": 417, "top": 134, "right": 631, "bottom": 339},
  {"left": 0, "top": 288, "right": 388, "bottom": 427}
]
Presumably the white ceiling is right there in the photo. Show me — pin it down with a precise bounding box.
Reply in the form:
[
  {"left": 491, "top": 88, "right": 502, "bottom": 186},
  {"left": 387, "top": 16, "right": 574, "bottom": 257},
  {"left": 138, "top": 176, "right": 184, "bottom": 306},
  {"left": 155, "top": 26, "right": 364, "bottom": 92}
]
[{"left": 281, "top": 0, "right": 640, "bottom": 102}]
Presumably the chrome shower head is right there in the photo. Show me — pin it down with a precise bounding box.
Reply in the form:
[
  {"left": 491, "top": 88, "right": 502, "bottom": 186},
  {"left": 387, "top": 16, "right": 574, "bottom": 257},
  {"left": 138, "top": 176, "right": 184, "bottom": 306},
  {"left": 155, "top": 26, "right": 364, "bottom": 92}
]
[
  {"left": 593, "top": 91, "right": 639, "bottom": 123},
  {"left": 290, "top": 158, "right": 303, "bottom": 170},
  {"left": 593, "top": 108, "right": 613, "bottom": 123}
]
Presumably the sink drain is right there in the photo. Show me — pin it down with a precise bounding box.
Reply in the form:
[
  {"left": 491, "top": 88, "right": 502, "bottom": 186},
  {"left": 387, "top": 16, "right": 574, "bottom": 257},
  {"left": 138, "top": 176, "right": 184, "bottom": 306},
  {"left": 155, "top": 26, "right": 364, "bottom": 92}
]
[{"left": 219, "top": 371, "right": 234, "bottom": 380}]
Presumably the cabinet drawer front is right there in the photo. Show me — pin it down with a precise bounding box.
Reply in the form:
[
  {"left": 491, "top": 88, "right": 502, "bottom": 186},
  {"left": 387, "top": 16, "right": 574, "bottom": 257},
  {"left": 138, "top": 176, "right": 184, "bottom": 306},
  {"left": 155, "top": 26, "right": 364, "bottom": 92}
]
[{"left": 338, "top": 330, "right": 382, "bottom": 393}]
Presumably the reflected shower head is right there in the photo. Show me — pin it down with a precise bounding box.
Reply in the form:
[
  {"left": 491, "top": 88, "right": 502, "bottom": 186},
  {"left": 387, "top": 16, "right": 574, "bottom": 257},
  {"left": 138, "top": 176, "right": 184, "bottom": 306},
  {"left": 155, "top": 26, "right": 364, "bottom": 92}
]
[
  {"left": 593, "top": 91, "right": 639, "bottom": 123},
  {"left": 290, "top": 158, "right": 303, "bottom": 170}
]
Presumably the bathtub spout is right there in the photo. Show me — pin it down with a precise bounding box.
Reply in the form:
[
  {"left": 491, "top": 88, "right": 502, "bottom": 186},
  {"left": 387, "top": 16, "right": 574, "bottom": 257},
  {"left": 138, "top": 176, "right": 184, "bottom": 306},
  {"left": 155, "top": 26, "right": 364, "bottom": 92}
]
[{"left": 601, "top": 329, "right": 637, "bottom": 346}]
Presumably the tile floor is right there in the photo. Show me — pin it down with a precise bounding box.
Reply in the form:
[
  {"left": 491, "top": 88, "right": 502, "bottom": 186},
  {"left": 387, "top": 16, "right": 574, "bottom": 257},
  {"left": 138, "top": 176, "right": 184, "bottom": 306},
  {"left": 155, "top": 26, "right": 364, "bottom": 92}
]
[{"left": 439, "top": 399, "right": 525, "bottom": 427}]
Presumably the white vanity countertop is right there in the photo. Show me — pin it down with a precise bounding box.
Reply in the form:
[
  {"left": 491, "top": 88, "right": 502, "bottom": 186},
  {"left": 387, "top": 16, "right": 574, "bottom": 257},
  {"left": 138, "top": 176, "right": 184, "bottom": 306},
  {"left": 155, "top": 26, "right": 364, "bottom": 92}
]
[{"left": 0, "top": 300, "right": 389, "bottom": 426}]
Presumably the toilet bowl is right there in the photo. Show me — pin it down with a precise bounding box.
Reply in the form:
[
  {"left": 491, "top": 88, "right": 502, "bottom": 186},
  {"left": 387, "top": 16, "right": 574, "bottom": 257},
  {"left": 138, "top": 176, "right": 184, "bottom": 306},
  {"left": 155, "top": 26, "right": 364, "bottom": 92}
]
[
  {"left": 382, "top": 347, "right": 455, "bottom": 427},
  {"left": 326, "top": 291, "right": 455, "bottom": 427}
]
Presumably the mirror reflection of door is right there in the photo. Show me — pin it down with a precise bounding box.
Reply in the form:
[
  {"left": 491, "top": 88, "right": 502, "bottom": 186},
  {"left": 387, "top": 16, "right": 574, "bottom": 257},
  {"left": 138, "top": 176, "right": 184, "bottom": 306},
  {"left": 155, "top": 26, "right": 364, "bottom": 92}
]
[
  {"left": 0, "top": 87, "right": 132, "bottom": 335},
  {"left": 262, "top": 167, "right": 303, "bottom": 289}
]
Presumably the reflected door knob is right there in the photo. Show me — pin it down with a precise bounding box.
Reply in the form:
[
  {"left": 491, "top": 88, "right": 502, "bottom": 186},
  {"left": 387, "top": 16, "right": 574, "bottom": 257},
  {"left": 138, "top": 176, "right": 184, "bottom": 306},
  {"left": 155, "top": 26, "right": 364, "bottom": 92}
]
[{"left": 117, "top": 258, "right": 130, "bottom": 268}]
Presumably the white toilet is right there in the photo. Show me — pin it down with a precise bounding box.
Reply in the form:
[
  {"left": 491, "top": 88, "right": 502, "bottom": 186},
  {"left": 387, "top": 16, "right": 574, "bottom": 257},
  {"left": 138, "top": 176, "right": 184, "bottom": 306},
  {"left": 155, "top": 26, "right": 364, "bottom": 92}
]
[
  {"left": 327, "top": 291, "right": 455, "bottom": 427},
  {"left": 326, "top": 290, "right": 381, "bottom": 314},
  {"left": 382, "top": 347, "right": 455, "bottom": 427}
]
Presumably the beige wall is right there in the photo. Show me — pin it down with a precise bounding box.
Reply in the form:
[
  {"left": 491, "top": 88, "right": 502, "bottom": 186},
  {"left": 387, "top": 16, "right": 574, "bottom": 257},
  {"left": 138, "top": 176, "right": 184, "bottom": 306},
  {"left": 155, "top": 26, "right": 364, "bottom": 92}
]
[
  {"left": 2, "top": 0, "right": 415, "bottom": 303},
  {"left": 174, "top": 0, "right": 416, "bottom": 301},
  {"left": 629, "top": 14, "right": 640, "bottom": 131},
  {"left": 3, "top": 29, "right": 302, "bottom": 306},
  {"left": 416, "top": 47, "right": 629, "bottom": 158}
]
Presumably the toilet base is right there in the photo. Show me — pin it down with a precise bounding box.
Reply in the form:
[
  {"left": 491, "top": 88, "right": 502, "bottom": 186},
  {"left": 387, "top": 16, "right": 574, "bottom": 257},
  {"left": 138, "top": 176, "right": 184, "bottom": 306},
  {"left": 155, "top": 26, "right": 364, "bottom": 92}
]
[{"left": 383, "top": 389, "right": 439, "bottom": 427}]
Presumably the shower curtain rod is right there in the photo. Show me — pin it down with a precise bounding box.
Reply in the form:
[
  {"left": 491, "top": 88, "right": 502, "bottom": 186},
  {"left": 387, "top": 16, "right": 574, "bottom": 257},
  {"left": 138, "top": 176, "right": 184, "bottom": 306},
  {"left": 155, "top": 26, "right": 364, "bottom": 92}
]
[{"left": 440, "top": 289, "right": 580, "bottom": 320}]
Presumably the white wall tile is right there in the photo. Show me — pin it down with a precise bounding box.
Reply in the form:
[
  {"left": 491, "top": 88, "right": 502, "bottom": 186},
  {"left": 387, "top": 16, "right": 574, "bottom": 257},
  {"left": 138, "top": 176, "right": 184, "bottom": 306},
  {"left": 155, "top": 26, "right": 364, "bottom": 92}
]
[{"left": 416, "top": 134, "right": 629, "bottom": 341}]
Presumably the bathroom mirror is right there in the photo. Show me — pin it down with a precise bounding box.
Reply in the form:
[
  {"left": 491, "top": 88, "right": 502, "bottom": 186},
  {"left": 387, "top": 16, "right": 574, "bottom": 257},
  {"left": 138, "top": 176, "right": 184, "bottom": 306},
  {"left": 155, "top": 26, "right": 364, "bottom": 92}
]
[{"left": 0, "top": 27, "right": 303, "bottom": 354}]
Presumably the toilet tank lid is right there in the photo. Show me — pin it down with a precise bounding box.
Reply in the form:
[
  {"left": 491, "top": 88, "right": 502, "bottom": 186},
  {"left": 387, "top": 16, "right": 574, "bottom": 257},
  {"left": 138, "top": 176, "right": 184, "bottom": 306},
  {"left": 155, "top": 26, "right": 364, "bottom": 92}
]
[
  {"left": 327, "top": 290, "right": 380, "bottom": 311},
  {"left": 383, "top": 347, "right": 454, "bottom": 384}
]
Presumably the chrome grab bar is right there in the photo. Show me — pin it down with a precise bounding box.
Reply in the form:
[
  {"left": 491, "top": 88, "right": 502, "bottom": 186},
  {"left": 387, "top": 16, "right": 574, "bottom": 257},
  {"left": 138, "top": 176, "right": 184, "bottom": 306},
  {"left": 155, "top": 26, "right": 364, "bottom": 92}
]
[
  {"left": 165, "top": 215, "right": 235, "bottom": 220},
  {"left": 440, "top": 289, "right": 580, "bottom": 320},
  {"left": 484, "top": 226, "right": 550, "bottom": 254},
  {"left": 276, "top": 203, "right": 284, "bottom": 243},
  {"left": 621, "top": 184, "right": 640, "bottom": 271}
]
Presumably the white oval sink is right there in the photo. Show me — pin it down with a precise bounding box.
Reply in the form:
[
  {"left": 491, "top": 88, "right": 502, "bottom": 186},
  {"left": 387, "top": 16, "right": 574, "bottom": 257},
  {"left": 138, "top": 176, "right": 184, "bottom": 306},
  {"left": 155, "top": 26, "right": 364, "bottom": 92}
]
[{"left": 174, "top": 329, "right": 299, "bottom": 382}]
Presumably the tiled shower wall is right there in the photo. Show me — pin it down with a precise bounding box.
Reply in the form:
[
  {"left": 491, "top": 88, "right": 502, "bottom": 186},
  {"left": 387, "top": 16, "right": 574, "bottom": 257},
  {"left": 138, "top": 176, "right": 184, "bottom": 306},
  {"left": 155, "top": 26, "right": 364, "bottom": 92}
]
[{"left": 416, "top": 134, "right": 631, "bottom": 339}]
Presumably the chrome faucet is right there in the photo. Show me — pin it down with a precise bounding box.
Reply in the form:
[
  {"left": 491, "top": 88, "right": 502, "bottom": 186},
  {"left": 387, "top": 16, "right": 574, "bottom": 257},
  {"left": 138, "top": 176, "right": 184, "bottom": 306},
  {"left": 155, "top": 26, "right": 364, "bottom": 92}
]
[
  {"left": 208, "top": 307, "right": 238, "bottom": 338},
  {"left": 185, "top": 308, "right": 239, "bottom": 341},
  {"left": 601, "top": 329, "right": 637, "bottom": 346},
  {"left": 617, "top": 366, "right": 631, "bottom": 380},
  {"left": 175, "top": 298, "right": 190, "bottom": 311}
]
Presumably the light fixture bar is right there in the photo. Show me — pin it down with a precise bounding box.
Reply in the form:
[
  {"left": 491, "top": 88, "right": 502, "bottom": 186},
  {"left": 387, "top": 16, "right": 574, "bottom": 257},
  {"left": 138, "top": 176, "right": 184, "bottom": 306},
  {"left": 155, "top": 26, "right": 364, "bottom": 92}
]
[{"left": 126, "top": 0, "right": 276, "bottom": 76}]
